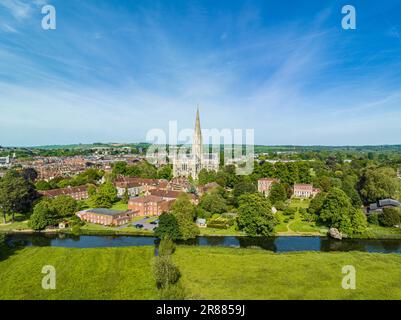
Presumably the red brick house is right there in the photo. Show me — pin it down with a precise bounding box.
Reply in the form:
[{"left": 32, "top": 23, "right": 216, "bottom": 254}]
[
  {"left": 128, "top": 195, "right": 173, "bottom": 216},
  {"left": 145, "top": 189, "right": 198, "bottom": 205},
  {"left": 39, "top": 185, "right": 89, "bottom": 200},
  {"left": 77, "top": 208, "right": 135, "bottom": 226}
]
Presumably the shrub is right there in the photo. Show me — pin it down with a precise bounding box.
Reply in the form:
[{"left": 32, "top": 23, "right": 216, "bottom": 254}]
[
  {"left": 274, "top": 201, "right": 287, "bottom": 211},
  {"left": 283, "top": 207, "right": 296, "bottom": 216},
  {"left": 368, "top": 213, "right": 380, "bottom": 225},
  {"left": 153, "top": 256, "right": 181, "bottom": 289},
  {"left": 0, "top": 233, "right": 9, "bottom": 260},
  {"left": 158, "top": 283, "right": 186, "bottom": 300},
  {"left": 379, "top": 208, "right": 401, "bottom": 227},
  {"left": 158, "top": 237, "right": 175, "bottom": 257},
  {"left": 71, "top": 225, "right": 81, "bottom": 235},
  {"left": 299, "top": 208, "right": 307, "bottom": 215}
]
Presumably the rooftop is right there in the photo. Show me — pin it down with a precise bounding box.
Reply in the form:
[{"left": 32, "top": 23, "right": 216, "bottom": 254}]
[{"left": 84, "top": 208, "right": 129, "bottom": 216}]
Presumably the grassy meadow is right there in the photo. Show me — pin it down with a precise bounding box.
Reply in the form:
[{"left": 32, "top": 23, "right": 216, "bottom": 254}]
[
  {"left": 173, "top": 246, "right": 401, "bottom": 300},
  {"left": 0, "top": 246, "right": 157, "bottom": 300},
  {"left": 1, "top": 245, "right": 401, "bottom": 300}
]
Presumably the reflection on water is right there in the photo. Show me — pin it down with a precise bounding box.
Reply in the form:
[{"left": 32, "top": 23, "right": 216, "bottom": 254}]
[{"left": 5, "top": 233, "right": 401, "bottom": 253}]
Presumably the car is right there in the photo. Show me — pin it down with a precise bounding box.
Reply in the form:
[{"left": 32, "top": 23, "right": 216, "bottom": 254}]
[
  {"left": 150, "top": 220, "right": 158, "bottom": 225},
  {"left": 134, "top": 224, "right": 144, "bottom": 229}
]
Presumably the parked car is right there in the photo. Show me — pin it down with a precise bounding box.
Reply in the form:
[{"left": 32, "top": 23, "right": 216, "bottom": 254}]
[
  {"left": 150, "top": 220, "right": 159, "bottom": 225},
  {"left": 135, "top": 224, "right": 144, "bottom": 229}
]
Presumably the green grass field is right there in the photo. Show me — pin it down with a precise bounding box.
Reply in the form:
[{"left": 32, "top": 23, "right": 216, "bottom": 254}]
[
  {"left": 1, "top": 245, "right": 401, "bottom": 300},
  {"left": 173, "top": 246, "right": 401, "bottom": 300},
  {"left": 0, "top": 213, "right": 30, "bottom": 231},
  {"left": 0, "top": 246, "right": 158, "bottom": 300}
]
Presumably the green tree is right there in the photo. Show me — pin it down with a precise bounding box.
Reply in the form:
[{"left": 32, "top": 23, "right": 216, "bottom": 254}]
[
  {"left": 154, "top": 213, "right": 181, "bottom": 240},
  {"left": 158, "top": 236, "right": 176, "bottom": 256},
  {"left": 268, "top": 182, "right": 287, "bottom": 205},
  {"left": 379, "top": 208, "right": 401, "bottom": 227},
  {"left": 35, "top": 180, "right": 51, "bottom": 190},
  {"left": 237, "top": 193, "right": 277, "bottom": 237},
  {"left": 157, "top": 165, "right": 173, "bottom": 180},
  {"left": 358, "top": 167, "right": 399, "bottom": 203},
  {"left": 0, "top": 170, "right": 37, "bottom": 223},
  {"left": 308, "top": 192, "right": 326, "bottom": 217},
  {"left": 199, "top": 191, "right": 227, "bottom": 215},
  {"left": 233, "top": 179, "right": 256, "bottom": 206},
  {"left": 88, "top": 182, "right": 118, "bottom": 208},
  {"left": 51, "top": 195, "right": 79, "bottom": 218},
  {"left": 122, "top": 188, "right": 130, "bottom": 204},
  {"left": 171, "top": 194, "right": 199, "bottom": 240},
  {"left": 29, "top": 200, "right": 59, "bottom": 230},
  {"left": 341, "top": 175, "right": 362, "bottom": 207},
  {"left": 112, "top": 161, "right": 127, "bottom": 175},
  {"left": 320, "top": 188, "right": 366, "bottom": 235},
  {"left": 153, "top": 256, "right": 181, "bottom": 289}
]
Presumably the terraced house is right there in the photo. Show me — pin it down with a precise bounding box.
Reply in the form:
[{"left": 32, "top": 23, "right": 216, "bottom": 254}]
[{"left": 39, "top": 185, "right": 89, "bottom": 200}]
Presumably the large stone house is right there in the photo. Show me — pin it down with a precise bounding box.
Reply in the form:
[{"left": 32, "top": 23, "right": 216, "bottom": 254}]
[
  {"left": 258, "top": 178, "right": 279, "bottom": 196},
  {"left": 293, "top": 184, "right": 320, "bottom": 198}
]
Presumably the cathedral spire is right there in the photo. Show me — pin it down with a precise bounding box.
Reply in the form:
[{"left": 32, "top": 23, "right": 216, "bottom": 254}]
[{"left": 192, "top": 106, "right": 203, "bottom": 159}]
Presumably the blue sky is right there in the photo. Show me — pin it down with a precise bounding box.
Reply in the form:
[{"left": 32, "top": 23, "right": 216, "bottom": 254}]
[{"left": 0, "top": 0, "right": 401, "bottom": 146}]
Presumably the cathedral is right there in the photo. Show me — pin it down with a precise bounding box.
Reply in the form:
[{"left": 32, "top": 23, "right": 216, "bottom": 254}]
[{"left": 172, "top": 108, "right": 219, "bottom": 179}]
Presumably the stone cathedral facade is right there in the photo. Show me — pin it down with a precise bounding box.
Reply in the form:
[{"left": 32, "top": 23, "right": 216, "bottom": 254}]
[{"left": 172, "top": 109, "right": 219, "bottom": 179}]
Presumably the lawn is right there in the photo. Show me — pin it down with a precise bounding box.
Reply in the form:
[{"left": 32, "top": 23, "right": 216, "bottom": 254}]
[
  {"left": 111, "top": 201, "right": 129, "bottom": 211},
  {"left": 173, "top": 246, "right": 401, "bottom": 300},
  {"left": 79, "top": 221, "right": 154, "bottom": 236},
  {"left": 0, "top": 213, "right": 30, "bottom": 231},
  {"left": 200, "top": 225, "right": 245, "bottom": 236},
  {"left": 0, "top": 246, "right": 158, "bottom": 300},
  {"left": 1, "top": 245, "right": 401, "bottom": 300}
]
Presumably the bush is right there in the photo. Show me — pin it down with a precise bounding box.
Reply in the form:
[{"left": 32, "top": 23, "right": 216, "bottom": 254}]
[
  {"left": 379, "top": 208, "right": 401, "bottom": 227},
  {"left": 299, "top": 208, "right": 307, "bottom": 215},
  {"left": 158, "top": 283, "right": 186, "bottom": 300},
  {"left": 71, "top": 225, "right": 81, "bottom": 235},
  {"left": 368, "top": 213, "right": 380, "bottom": 225},
  {"left": 158, "top": 237, "right": 175, "bottom": 257},
  {"left": 0, "top": 233, "right": 9, "bottom": 260},
  {"left": 153, "top": 256, "right": 181, "bottom": 289},
  {"left": 274, "top": 201, "right": 287, "bottom": 211},
  {"left": 283, "top": 207, "right": 296, "bottom": 216}
]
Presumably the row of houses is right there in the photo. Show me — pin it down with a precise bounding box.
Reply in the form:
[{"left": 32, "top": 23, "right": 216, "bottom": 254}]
[
  {"left": 258, "top": 178, "right": 320, "bottom": 198},
  {"left": 77, "top": 190, "right": 196, "bottom": 226}
]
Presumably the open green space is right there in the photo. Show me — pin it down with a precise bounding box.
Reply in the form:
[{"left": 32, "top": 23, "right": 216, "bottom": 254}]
[
  {"left": 1, "top": 245, "right": 401, "bottom": 300},
  {"left": 0, "top": 213, "right": 30, "bottom": 232},
  {"left": 0, "top": 246, "right": 157, "bottom": 300},
  {"left": 173, "top": 246, "right": 401, "bottom": 300}
]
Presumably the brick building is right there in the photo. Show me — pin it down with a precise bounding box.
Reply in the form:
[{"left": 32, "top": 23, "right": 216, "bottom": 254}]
[
  {"left": 77, "top": 208, "right": 135, "bottom": 226},
  {"left": 128, "top": 195, "right": 173, "bottom": 216},
  {"left": 145, "top": 189, "right": 198, "bottom": 205},
  {"left": 39, "top": 185, "right": 89, "bottom": 200}
]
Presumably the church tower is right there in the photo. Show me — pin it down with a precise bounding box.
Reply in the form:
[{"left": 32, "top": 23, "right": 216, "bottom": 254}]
[{"left": 192, "top": 107, "right": 203, "bottom": 160}]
